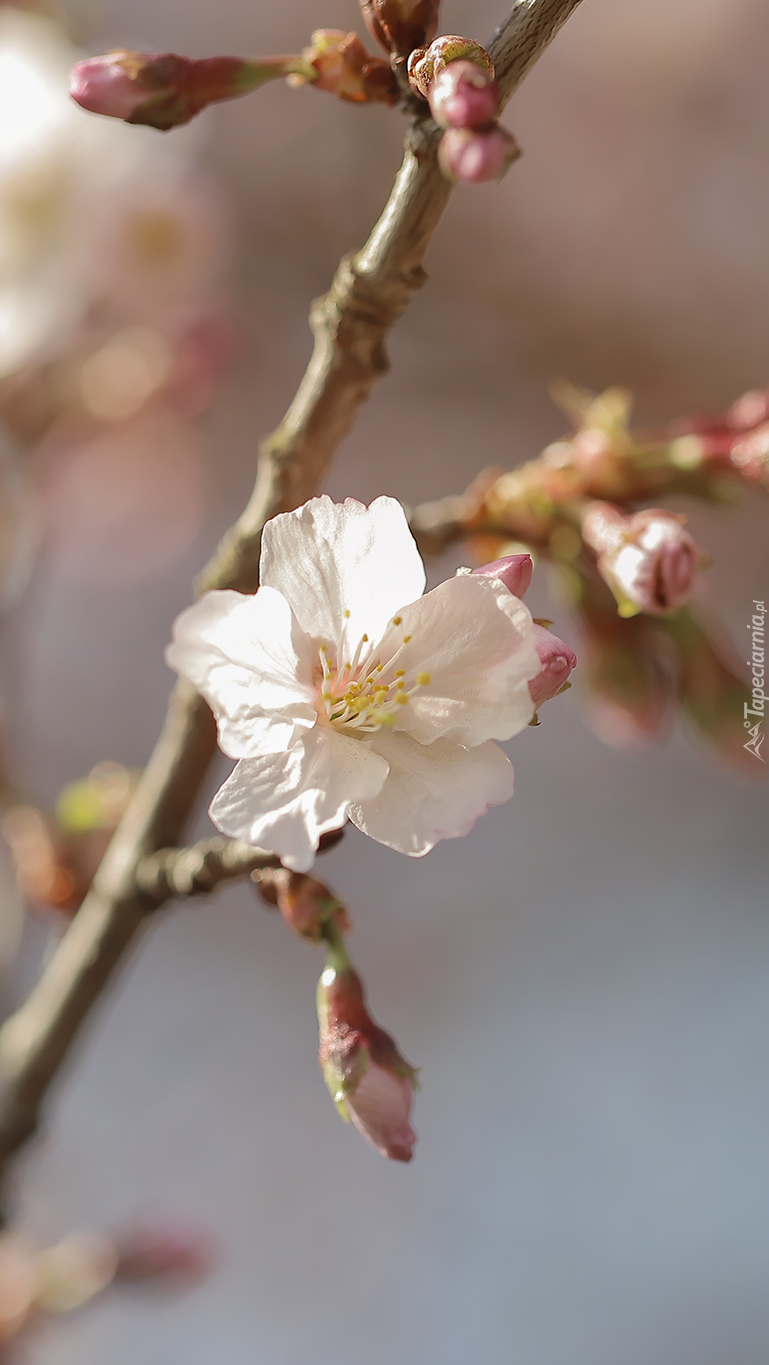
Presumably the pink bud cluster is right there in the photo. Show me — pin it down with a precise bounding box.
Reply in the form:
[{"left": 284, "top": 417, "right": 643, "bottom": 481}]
[{"left": 409, "top": 39, "right": 519, "bottom": 184}]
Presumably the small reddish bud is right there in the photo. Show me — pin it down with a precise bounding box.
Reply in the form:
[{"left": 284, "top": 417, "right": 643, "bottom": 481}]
[
  {"left": 360, "top": 0, "right": 441, "bottom": 58},
  {"left": 529, "top": 624, "right": 577, "bottom": 710},
  {"left": 428, "top": 59, "right": 500, "bottom": 129},
  {"left": 583, "top": 503, "right": 701, "bottom": 617},
  {"left": 113, "top": 1220, "right": 215, "bottom": 1284},
  {"left": 258, "top": 868, "right": 351, "bottom": 942},
  {"left": 471, "top": 553, "right": 533, "bottom": 598},
  {"left": 295, "top": 30, "right": 398, "bottom": 105},
  {"left": 438, "top": 125, "right": 521, "bottom": 184},
  {"left": 318, "top": 943, "right": 417, "bottom": 1163},
  {"left": 71, "top": 51, "right": 305, "bottom": 131}
]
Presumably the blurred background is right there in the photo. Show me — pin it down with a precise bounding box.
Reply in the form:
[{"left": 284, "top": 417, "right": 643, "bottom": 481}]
[{"left": 0, "top": 0, "right": 768, "bottom": 1360}]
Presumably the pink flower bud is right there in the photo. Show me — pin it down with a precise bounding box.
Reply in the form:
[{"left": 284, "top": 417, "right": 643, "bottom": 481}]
[
  {"left": 113, "top": 1220, "right": 215, "bottom": 1283},
  {"left": 71, "top": 51, "right": 302, "bottom": 131},
  {"left": 471, "top": 553, "right": 533, "bottom": 598},
  {"left": 318, "top": 957, "right": 417, "bottom": 1163},
  {"left": 257, "top": 868, "right": 351, "bottom": 942},
  {"left": 429, "top": 60, "right": 500, "bottom": 129},
  {"left": 438, "top": 126, "right": 521, "bottom": 184},
  {"left": 583, "top": 503, "right": 701, "bottom": 617},
  {"left": 529, "top": 624, "right": 577, "bottom": 709}
]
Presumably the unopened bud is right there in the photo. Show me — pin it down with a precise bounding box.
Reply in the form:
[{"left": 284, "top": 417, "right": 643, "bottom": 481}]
[
  {"left": 294, "top": 30, "right": 398, "bottom": 105},
  {"left": 360, "top": 0, "right": 441, "bottom": 59},
  {"left": 258, "top": 868, "right": 351, "bottom": 942},
  {"left": 408, "top": 35, "right": 494, "bottom": 99},
  {"left": 113, "top": 1220, "right": 215, "bottom": 1284},
  {"left": 427, "top": 59, "right": 500, "bottom": 129},
  {"left": 529, "top": 624, "right": 577, "bottom": 710},
  {"left": 317, "top": 936, "right": 417, "bottom": 1162},
  {"left": 583, "top": 503, "right": 701, "bottom": 617},
  {"left": 471, "top": 553, "right": 533, "bottom": 598},
  {"left": 71, "top": 51, "right": 306, "bottom": 131},
  {"left": 438, "top": 125, "right": 521, "bottom": 184}
]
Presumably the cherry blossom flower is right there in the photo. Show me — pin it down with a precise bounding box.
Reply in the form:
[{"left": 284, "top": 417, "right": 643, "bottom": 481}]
[{"left": 166, "top": 495, "right": 543, "bottom": 871}]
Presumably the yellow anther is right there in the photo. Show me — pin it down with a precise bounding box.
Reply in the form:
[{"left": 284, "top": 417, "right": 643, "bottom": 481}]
[
  {"left": 416, "top": 672, "right": 431, "bottom": 687},
  {"left": 344, "top": 609, "right": 350, "bottom": 618},
  {"left": 362, "top": 634, "right": 369, "bottom": 642},
  {"left": 403, "top": 635, "right": 412, "bottom": 644},
  {"left": 395, "top": 669, "right": 405, "bottom": 678},
  {"left": 396, "top": 680, "right": 405, "bottom": 691},
  {"left": 393, "top": 615, "right": 403, "bottom": 625},
  {"left": 396, "top": 693, "right": 409, "bottom": 705}
]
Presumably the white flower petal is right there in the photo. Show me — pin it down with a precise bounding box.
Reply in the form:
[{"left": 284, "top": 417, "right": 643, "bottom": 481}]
[
  {"left": 166, "top": 587, "right": 316, "bottom": 759},
  {"left": 259, "top": 495, "right": 426, "bottom": 653},
  {"left": 349, "top": 730, "right": 514, "bottom": 858},
  {"left": 378, "top": 573, "right": 539, "bottom": 746},
  {"left": 209, "top": 727, "right": 390, "bottom": 872}
]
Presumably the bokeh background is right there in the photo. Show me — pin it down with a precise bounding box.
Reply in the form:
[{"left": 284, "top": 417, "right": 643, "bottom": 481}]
[{"left": 1, "top": 0, "right": 768, "bottom": 1360}]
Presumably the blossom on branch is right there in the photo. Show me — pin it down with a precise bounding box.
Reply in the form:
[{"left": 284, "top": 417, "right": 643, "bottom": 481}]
[{"left": 166, "top": 496, "right": 548, "bottom": 871}]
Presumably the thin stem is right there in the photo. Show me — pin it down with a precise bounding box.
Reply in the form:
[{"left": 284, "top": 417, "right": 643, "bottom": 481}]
[{"left": 0, "top": 0, "right": 585, "bottom": 1194}]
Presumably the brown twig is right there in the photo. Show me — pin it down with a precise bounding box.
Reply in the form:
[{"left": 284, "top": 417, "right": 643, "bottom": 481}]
[
  {"left": 135, "top": 838, "right": 281, "bottom": 903},
  {"left": 0, "top": 0, "right": 584, "bottom": 1193}
]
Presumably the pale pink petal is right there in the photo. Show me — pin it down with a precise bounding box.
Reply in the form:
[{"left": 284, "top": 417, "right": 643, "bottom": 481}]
[
  {"left": 210, "top": 727, "right": 389, "bottom": 872},
  {"left": 259, "top": 496, "right": 426, "bottom": 654},
  {"left": 376, "top": 572, "right": 539, "bottom": 746},
  {"left": 165, "top": 587, "right": 316, "bottom": 758},
  {"left": 349, "top": 730, "right": 514, "bottom": 857},
  {"left": 345, "top": 1062, "right": 417, "bottom": 1163}
]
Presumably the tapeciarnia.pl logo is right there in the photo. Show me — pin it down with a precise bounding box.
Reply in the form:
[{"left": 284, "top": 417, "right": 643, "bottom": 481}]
[{"left": 744, "top": 598, "right": 766, "bottom": 762}]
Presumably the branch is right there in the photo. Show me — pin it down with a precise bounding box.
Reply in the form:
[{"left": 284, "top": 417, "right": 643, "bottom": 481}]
[
  {"left": 135, "top": 838, "right": 281, "bottom": 903},
  {"left": 0, "top": 0, "right": 584, "bottom": 1188}
]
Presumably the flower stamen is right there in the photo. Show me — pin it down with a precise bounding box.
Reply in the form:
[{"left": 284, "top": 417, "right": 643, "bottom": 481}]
[{"left": 315, "top": 628, "right": 431, "bottom": 733}]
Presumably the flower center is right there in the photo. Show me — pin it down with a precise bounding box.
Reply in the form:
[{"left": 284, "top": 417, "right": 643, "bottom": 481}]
[{"left": 314, "top": 615, "right": 430, "bottom": 733}]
